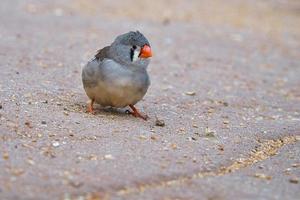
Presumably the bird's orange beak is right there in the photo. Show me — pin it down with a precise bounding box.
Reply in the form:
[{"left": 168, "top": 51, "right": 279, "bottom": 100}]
[{"left": 139, "top": 45, "right": 152, "bottom": 58}]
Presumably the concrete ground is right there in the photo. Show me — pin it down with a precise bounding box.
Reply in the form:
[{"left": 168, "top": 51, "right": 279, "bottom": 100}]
[{"left": 0, "top": 0, "right": 300, "bottom": 199}]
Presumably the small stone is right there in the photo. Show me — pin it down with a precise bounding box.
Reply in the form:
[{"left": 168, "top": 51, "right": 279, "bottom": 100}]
[
  {"left": 41, "top": 120, "right": 47, "bottom": 125},
  {"left": 139, "top": 135, "right": 147, "bottom": 140},
  {"left": 253, "top": 173, "right": 272, "bottom": 180},
  {"left": 49, "top": 133, "right": 56, "bottom": 137},
  {"left": 25, "top": 121, "right": 33, "bottom": 128},
  {"left": 223, "top": 120, "right": 229, "bottom": 124},
  {"left": 170, "top": 143, "right": 177, "bottom": 149},
  {"left": 218, "top": 145, "right": 224, "bottom": 151},
  {"left": 185, "top": 91, "right": 196, "bottom": 96},
  {"left": 289, "top": 178, "right": 299, "bottom": 184},
  {"left": 150, "top": 135, "right": 157, "bottom": 140},
  {"left": 27, "top": 158, "right": 35, "bottom": 165},
  {"left": 155, "top": 118, "right": 165, "bottom": 127},
  {"left": 3, "top": 152, "right": 9, "bottom": 160},
  {"left": 178, "top": 127, "right": 185, "bottom": 132},
  {"left": 176, "top": 160, "right": 184, "bottom": 164},
  {"left": 207, "top": 108, "right": 215, "bottom": 114},
  {"left": 52, "top": 141, "right": 60, "bottom": 147},
  {"left": 291, "top": 163, "right": 300, "bottom": 168},
  {"left": 205, "top": 127, "right": 215, "bottom": 137},
  {"left": 284, "top": 168, "right": 292, "bottom": 175},
  {"left": 104, "top": 154, "right": 114, "bottom": 160},
  {"left": 57, "top": 62, "right": 63, "bottom": 67},
  {"left": 223, "top": 102, "right": 229, "bottom": 107},
  {"left": 88, "top": 154, "right": 97, "bottom": 161}
]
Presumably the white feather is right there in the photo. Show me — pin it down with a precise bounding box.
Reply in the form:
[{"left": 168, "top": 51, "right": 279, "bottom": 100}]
[{"left": 132, "top": 48, "right": 140, "bottom": 62}]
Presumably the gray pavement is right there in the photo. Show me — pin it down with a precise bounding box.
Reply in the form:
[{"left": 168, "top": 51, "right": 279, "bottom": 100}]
[{"left": 0, "top": 0, "right": 300, "bottom": 199}]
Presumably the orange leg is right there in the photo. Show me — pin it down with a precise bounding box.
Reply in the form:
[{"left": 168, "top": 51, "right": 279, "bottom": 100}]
[
  {"left": 129, "top": 104, "right": 148, "bottom": 120},
  {"left": 87, "top": 99, "right": 95, "bottom": 114}
]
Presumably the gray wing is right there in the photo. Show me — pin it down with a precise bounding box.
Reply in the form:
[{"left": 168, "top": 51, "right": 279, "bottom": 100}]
[{"left": 95, "top": 46, "right": 111, "bottom": 61}]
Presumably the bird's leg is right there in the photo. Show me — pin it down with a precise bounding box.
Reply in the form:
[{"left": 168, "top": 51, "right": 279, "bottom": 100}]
[
  {"left": 129, "top": 104, "right": 148, "bottom": 120},
  {"left": 87, "top": 99, "right": 95, "bottom": 114}
]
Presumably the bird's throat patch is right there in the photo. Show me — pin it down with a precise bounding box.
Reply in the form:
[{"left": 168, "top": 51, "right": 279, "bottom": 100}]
[{"left": 130, "top": 47, "right": 141, "bottom": 62}]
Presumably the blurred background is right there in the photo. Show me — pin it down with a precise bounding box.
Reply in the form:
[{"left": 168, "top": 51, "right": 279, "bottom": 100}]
[{"left": 18, "top": 0, "right": 300, "bottom": 36}]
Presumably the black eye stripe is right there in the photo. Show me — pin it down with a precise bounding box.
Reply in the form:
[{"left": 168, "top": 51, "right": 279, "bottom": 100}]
[{"left": 130, "top": 47, "right": 134, "bottom": 61}]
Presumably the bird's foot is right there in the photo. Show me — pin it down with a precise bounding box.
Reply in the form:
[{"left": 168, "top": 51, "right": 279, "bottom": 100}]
[
  {"left": 129, "top": 105, "right": 148, "bottom": 120},
  {"left": 87, "top": 99, "right": 95, "bottom": 114}
]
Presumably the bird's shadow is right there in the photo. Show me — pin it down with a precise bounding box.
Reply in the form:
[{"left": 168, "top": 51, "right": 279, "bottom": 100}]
[
  {"left": 96, "top": 106, "right": 130, "bottom": 116},
  {"left": 83, "top": 104, "right": 131, "bottom": 117}
]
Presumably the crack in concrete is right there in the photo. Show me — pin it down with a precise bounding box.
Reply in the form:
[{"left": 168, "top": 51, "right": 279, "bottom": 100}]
[{"left": 116, "top": 135, "right": 299, "bottom": 196}]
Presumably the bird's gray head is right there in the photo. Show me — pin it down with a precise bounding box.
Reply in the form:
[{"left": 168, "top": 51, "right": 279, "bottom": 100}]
[{"left": 110, "top": 31, "right": 152, "bottom": 68}]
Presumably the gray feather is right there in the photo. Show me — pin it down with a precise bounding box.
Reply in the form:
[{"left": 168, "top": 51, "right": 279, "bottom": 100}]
[
  {"left": 82, "top": 31, "right": 151, "bottom": 108},
  {"left": 95, "top": 46, "right": 110, "bottom": 61}
]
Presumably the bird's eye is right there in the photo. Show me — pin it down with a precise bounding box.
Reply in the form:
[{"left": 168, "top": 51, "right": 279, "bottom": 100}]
[{"left": 132, "top": 45, "right": 137, "bottom": 50}]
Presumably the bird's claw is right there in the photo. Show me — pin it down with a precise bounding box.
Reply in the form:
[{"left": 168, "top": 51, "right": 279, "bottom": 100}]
[
  {"left": 128, "top": 105, "right": 148, "bottom": 120},
  {"left": 87, "top": 99, "right": 95, "bottom": 114}
]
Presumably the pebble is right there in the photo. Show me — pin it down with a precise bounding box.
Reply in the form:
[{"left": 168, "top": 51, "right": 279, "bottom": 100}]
[
  {"left": 185, "top": 91, "right": 196, "bottom": 96},
  {"left": 104, "top": 154, "right": 114, "bottom": 160},
  {"left": 289, "top": 178, "right": 299, "bottom": 184},
  {"left": 150, "top": 135, "right": 157, "bottom": 140},
  {"left": 291, "top": 163, "right": 300, "bottom": 168},
  {"left": 3, "top": 152, "right": 9, "bottom": 160},
  {"left": 52, "top": 141, "right": 60, "bottom": 147},
  {"left": 170, "top": 143, "right": 177, "bottom": 149},
  {"left": 223, "top": 102, "right": 229, "bottom": 107},
  {"left": 253, "top": 173, "right": 272, "bottom": 180},
  {"left": 155, "top": 118, "right": 165, "bottom": 127},
  {"left": 27, "top": 158, "right": 35, "bottom": 165},
  {"left": 223, "top": 120, "right": 229, "bottom": 124},
  {"left": 205, "top": 127, "right": 215, "bottom": 137},
  {"left": 139, "top": 135, "right": 147, "bottom": 140}
]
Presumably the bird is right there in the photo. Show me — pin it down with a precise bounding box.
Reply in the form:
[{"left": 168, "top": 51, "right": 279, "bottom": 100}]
[{"left": 82, "top": 31, "right": 152, "bottom": 120}]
